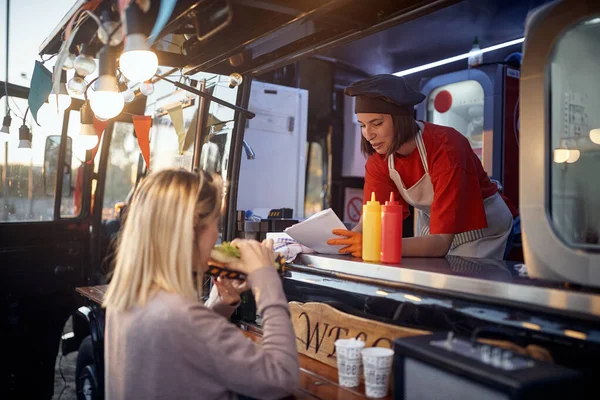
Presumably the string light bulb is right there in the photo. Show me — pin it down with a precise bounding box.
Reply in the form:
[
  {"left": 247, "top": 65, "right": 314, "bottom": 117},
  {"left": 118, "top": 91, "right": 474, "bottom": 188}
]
[
  {"left": 140, "top": 81, "right": 155, "bottom": 96},
  {"left": 18, "top": 124, "right": 32, "bottom": 151},
  {"left": 48, "top": 71, "right": 72, "bottom": 113},
  {"left": 1, "top": 114, "right": 11, "bottom": 142},
  {"left": 74, "top": 45, "right": 96, "bottom": 77},
  {"left": 67, "top": 75, "right": 87, "bottom": 96},
  {"left": 119, "top": 3, "right": 158, "bottom": 82},
  {"left": 90, "top": 46, "right": 124, "bottom": 120},
  {"left": 78, "top": 101, "right": 98, "bottom": 150},
  {"left": 62, "top": 53, "right": 76, "bottom": 70}
]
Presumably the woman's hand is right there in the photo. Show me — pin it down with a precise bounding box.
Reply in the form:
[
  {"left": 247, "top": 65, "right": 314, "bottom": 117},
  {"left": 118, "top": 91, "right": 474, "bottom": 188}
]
[
  {"left": 212, "top": 277, "right": 248, "bottom": 306},
  {"left": 230, "top": 239, "right": 275, "bottom": 275},
  {"left": 327, "top": 229, "right": 363, "bottom": 258}
]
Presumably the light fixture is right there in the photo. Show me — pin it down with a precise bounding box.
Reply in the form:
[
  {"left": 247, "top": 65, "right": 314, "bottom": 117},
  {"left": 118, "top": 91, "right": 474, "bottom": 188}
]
[
  {"left": 90, "top": 46, "right": 125, "bottom": 120},
  {"left": 394, "top": 37, "right": 525, "bottom": 77},
  {"left": 78, "top": 101, "right": 98, "bottom": 150},
  {"left": 74, "top": 45, "right": 97, "bottom": 77},
  {"left": 97, "top": 10, "right": 124, "bottom": 46},
  {"left": 553, "top": 148, "right": 570, "bottom": 164},
  {"left": 566, "top": 149, "right": 580, "bottom": 163},
  {"left": 18, "top": 124, "right": 32, "bottom": 150},
  {"left": 1, "top": 114, "right": 11, "bottom": 142},
  {"left": 62, "top": 53, "right": 76, "bottom": 70},
  {"left": 140, "top": 81, "right": 155, "bottom": 96},
  {"left": 121, "top": 87, "right": 135, "bottom": 103},
  {"left": 119, "top": 3, "right": 158, "bottom": 83},
  {"left": 590, "top": 128, "right": 600, "bottom": 145},
  {"left": 67, "top": 75, "right": 88, "bottom": 96},
  {"left": 228, "top": 73, "right": 243, "bottom": 89},
  {"left": 48, "top": 71, "right": 72, "bottom": 113}
]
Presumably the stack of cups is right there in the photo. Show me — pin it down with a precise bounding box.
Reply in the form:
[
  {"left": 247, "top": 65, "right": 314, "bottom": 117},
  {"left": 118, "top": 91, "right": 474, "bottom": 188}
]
[
  {"left": 361, "top": 348, "right": 394, "bottom": 398},
  {"left": 334, "top": 339, "right": 365, "bottom": 387}
]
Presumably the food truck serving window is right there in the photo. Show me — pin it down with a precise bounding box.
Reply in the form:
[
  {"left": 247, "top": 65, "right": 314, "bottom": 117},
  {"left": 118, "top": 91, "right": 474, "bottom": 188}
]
[{"left": 549, "top": 17, "right": 600, "bottom": 250}]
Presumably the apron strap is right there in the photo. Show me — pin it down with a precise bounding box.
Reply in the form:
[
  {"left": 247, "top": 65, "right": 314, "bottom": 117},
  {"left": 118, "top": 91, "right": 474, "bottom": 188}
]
[{"left": 414, "top": 129, "right": 429, "bottom": 173}]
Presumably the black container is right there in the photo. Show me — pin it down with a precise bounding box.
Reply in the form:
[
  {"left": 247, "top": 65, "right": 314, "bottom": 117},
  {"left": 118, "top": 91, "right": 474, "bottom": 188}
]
[
  {"left": 269, "top": 219, "right": 299, "bottom": 233},
  {"left": 231, "top": 291, "right": 256, "bottom": 323}
]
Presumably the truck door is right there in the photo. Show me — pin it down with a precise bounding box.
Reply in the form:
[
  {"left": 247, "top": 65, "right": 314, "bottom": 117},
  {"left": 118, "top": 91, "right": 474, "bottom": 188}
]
[{"left": 1, "top": 85, "right": 92, "bottom": 398}]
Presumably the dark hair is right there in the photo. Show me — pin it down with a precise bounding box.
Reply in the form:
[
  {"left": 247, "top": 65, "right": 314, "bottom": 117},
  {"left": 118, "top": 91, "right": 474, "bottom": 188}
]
[{"left": 361, "top": 115, "right": 419, "bottom": 158}]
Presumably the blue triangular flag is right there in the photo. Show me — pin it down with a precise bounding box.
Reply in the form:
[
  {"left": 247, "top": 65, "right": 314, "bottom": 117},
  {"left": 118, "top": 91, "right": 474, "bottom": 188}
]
[{"left": 28, "top": 61, "right": 53, "bottom": 125}]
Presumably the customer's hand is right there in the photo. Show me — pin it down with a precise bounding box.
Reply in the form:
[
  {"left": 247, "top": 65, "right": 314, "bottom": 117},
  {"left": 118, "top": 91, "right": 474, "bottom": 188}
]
[
  {"left": 212, "top": 277, "right": 248, "bottom": 306},
  {"left": 327, "top": 229, "right": 362, "bottom": 258},
  {"left": 230, "top": 239, "right": 275, "bottom": 275}
]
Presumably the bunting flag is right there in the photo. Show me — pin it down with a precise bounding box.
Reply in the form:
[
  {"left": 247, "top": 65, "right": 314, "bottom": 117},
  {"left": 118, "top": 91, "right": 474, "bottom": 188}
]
[
  {"left": 167, "top": 105, "right": 186, "bottom": 154},
  {"left": 182, "top": 106, "right": 198, "bottom": 153},
  {"left": 148, "top": 0, "right": 178, "bottom": 45},
  {"left": 28, "top": 62, "right": 53, "bottom": 125},
  {"left": 133, "top": 115, "right": 152, "bottom": 170},
  {"left": 87, "top": 117, "right": 110, "bottom": 164}
]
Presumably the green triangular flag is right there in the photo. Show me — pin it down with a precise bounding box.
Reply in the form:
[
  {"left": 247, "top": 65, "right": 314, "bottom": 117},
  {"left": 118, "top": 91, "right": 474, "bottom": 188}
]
[{"left": 28, "top": 61, "right": 53, "bottom": 125}]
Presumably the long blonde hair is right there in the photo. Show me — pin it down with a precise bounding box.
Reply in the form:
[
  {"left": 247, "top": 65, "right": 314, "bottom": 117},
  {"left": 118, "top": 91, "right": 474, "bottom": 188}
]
[{"left": 103, "top": 169, "right": 222, "bottom": 311}]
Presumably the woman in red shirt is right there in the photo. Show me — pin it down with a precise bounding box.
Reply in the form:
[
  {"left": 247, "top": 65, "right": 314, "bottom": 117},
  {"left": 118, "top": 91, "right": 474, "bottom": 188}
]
[{"left": 328, "top": 75, "right": 513, "bottom": 259}]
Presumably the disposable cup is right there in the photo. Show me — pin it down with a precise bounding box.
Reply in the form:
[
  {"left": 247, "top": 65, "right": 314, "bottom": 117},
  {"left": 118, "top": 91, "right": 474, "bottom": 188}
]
[
  {"left": 361, "top": 347, "right": 394, "bottom": 398},
  {"left": 335, "top": 338, "right": 365, "bottom": 387}
]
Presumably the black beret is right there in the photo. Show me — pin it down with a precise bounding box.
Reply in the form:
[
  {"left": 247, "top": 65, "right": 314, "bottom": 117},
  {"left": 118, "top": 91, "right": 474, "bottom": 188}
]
[{"left": 345, "top": 74, "right": 426, "bottom": 108}]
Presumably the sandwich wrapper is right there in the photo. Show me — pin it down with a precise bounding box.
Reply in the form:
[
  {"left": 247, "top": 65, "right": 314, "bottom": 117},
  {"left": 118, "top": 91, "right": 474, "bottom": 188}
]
[{"left": 283, "top": 208, "right": 346, "bottom": 255}]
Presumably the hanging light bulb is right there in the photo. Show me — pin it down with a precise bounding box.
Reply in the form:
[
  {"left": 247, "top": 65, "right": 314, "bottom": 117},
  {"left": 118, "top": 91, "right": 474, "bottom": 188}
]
[
  {"left": 1, "top": 114, "right": 11, "bottom": 143},
  {"left": 97, "top": 12, "right": 124, "bottom": 46},
  {"left": 140, "top": 81, "right": 154, "bottom": 96},
  {"left": 121, "top": 88, "right": 135, "bottom": 103},
  {"left": 553, "top": 148, "right": 570, "bottom": 164},
  {"left": 90, "top": 46, "right": 124, "bottom": 120},
  {"left": 590, "top": 128, "right": 600, "bottom": 145},
  {"left": 18, "top": 124, "right": 32, "bottom": 150},
  {"left": 48, "top": 71, "right": 72, "bottom": 113},
  {"left": 67, "top": 75, "right": 87, "bottom": 96},
  {"left": 74, "top": 45, "right": 97, "bottom": 77},
  {"left": 62, "top": 53, "right": 76, "bottom": 70},
  {"left": 566, "top": 149, "right": 580, "bottom": 163},
  {"left": 77, "top": 100, "right": 99, "bottom": 150},
  {"left": 119, "top": 3, "right": 158, "bottom": 82}
]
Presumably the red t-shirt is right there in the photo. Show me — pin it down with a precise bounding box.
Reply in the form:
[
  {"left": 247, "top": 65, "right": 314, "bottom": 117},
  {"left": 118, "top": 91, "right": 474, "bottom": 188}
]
[{"left": 363, "top": 122, "right": 498, "bottom": 234}]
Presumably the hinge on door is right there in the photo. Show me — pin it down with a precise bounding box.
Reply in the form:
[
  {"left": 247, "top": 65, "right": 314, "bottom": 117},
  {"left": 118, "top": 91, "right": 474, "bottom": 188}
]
[{"left": 288, "top": 116, "right": 295, "bottom": 132}]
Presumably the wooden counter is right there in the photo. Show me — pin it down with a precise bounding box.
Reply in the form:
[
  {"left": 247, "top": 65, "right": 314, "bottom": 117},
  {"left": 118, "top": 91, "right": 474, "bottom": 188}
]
[
  {"left": 240, "top": 323, "right": 392, "bottom": 400},
  {"left": 76, "top": 285, "right": 392, "bottom": 399}
]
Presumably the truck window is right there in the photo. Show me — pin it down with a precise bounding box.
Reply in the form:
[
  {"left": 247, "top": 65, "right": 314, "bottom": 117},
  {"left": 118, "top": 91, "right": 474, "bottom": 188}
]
[
  {"left": 549, "top": 17, "right": 600, "bottom": 249},
  {"left": 305, "top": 141, "right": 324, "bottom": 217},
  {"left": 0, "top": 96, "right": 78, "bottom": 221},
  {"left": 93, "top": 121, "right": 139, "bottom": 221}
]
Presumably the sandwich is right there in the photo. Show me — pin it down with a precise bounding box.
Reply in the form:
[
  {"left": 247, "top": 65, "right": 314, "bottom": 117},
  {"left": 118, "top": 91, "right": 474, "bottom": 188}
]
[{"left": 207, "top": 242, "right": 285, "bottom": 281}]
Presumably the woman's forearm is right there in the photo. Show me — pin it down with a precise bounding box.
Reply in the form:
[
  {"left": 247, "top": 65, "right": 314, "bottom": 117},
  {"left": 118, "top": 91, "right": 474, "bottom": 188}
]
[{"left": 402, "top": 234, "right": 454, "bottom": 257}]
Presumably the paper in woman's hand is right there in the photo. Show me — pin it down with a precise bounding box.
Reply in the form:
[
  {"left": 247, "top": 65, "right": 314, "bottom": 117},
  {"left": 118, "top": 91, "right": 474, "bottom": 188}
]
[{"left": 284, "top": 209, "right": 347, "bottom": 254}]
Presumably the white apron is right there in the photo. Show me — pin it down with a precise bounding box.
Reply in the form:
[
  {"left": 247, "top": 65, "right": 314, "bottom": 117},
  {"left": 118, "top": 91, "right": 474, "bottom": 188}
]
[{"left": 387, "top": 127, "right": 513, "bottom": 260}]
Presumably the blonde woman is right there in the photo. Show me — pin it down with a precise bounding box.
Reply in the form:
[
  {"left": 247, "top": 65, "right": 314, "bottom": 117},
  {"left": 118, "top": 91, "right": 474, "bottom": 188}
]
[{"left": 103, "top": 169, "right": 299, "bottom": 400}]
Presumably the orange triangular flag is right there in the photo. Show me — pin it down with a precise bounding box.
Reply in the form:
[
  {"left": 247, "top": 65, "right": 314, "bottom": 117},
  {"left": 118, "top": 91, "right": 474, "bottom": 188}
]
[
  {"left": 133, "top": 115, "right": 152, "bottom": 170},
  {"left": 87, "top": 117, "right": 110, "bottom": 163}
]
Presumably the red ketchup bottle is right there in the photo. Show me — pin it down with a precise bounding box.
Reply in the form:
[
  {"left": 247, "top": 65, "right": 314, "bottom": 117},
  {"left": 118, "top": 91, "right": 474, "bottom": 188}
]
[{"left": 380, "top": 193, "right": 403, "bottom": 264}]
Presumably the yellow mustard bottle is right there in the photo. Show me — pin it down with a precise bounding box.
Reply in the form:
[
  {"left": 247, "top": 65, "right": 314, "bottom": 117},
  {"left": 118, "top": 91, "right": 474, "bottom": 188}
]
[{"left": 362, "top": 192, "right": 381, "bottom": 262}]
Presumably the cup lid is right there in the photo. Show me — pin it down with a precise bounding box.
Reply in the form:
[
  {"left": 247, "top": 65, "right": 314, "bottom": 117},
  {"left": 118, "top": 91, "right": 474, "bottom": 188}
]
[
  {"left": 361, "top": 347, "right": 394, "bottom": 357},
  {"left": 335, "top": 338, "right": 365, "bottom": 348}
]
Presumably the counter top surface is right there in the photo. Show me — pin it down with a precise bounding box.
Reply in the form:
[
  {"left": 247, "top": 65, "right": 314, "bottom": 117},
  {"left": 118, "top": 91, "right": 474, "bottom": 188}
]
[{"left": 285, "top": 254, "right": 600, "bottom": 320}]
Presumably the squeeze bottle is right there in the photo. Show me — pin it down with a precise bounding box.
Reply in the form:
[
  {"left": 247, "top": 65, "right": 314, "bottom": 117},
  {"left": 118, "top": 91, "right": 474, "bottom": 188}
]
[
  {"left": 381, "top": 192, "right": 403, "bottom": 264},
  {"left": 362, "top": 192, "right": 381, "bottom": 262}
]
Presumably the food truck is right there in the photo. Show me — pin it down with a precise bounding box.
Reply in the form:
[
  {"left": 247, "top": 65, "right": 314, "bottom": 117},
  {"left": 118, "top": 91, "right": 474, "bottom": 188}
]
[{"left": 1, "top": 0, "right": 599, "bottom": 398}]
